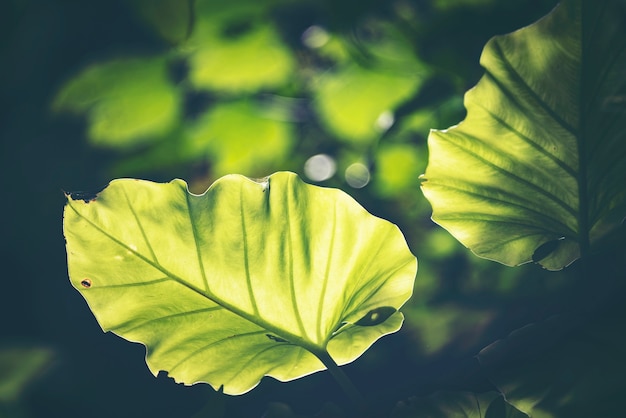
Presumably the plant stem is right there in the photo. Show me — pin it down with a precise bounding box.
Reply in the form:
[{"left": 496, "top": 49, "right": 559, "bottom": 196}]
[{"left": 313, "top": 350, "right": 367, "bottom": 410}]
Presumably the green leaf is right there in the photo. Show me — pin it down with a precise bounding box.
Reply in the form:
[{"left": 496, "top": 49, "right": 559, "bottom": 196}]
[
  {"left": 391, "top": 391, "right": 528, "bottom": 418},
  {"left": 188, "top": 14, "right": 295, "bottom": 93},
  {"left": 109, "top": 98, "right": 295, "bottom": 178},
  {"left": 314, "top": 64, "right": 423, "bottom": 144},
  {"left": 53, "top": 56, "right": 180, "bottom": 147},
  {"left": 373, "top": 143, "right": 424, "bottom": 198},
  {"left": 186, "top": 100, "right": 294, "bottom": 176},
  {"left": 421, "top": 0, "right": 626, "bottom": 270},
  {"left": 63, "top": 172, "right": 416, "bottom": 395}
]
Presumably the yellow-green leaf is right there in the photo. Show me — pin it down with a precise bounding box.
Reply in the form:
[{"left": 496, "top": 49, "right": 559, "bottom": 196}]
[{"left": 64, "top": 172, "right": 416, "bottom": 395}]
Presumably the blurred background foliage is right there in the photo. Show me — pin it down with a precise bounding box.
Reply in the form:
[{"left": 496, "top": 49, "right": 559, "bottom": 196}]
[{"left": 4, "top": 0, "right": 624, "bottom": 417}]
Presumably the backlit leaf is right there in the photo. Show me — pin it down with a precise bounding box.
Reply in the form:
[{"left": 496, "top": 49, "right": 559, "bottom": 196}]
[
  {"left": 421, "top": 0, "right": 626, "bottom": 270},
  {"left": 63, "top": 172, "right": 416, "bottom": 395}
]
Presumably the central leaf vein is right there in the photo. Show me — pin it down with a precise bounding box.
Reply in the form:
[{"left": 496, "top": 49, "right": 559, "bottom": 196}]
[
  {"left": 285, "top": 176, "right": 308, "bottom": 340},
  {"left": 317, "top": 204, "right": 336, "bottom": 344},
  {"left": 185, "top": 192, "right": 209, "bottom": 292},
  {"left": 68, "top": 198, "right": 321, "bottom": 356},
  {"left": 240, "top": 186, "right": 259, "bottom": 316}
]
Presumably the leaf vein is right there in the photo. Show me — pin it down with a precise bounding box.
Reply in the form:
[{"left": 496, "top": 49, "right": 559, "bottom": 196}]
[
  {"left": 316, "top": 204, "right": 336, "bottom": 344},
  {"left": 121, "top": 186, "right": 159, "bottom": 263},
  {"left": 185, "top": 191, "right": 210, "bottom": 292},
  {"left": 169, "top": 330, "right": 267, "bottom": 374},
  {"left": 285, "top": 175, "right": 308, "bottom": 339},
  {"left": 441, "top": 131, "right": 578, "bottom": 218},
  {"left": 119, "top": 306, "right": 224, "bottom": 334},
  {"left": 489, "top": 40, "right": 577, "bottom": 135}
]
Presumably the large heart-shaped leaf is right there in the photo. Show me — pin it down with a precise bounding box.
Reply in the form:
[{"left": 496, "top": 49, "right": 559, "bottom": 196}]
[
  {"left": 63, "top": 172, "right": 416, "bottom": 395},
  {"left": 421, "top": 0, "right": 626, "bottom": 270}
]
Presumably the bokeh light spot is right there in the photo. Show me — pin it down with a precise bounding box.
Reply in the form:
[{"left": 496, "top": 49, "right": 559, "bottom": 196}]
[
  {"left": 345, "top": 163, "right": 370, "bottom": 188},
  {"left": 375, "top": 110, "right": 395, "bottom": 132},
  {"left": 304, "top": 154, "right": 336, "bottom": 181},
  {"left": 302, "top": 25, "right": 330, "bottom": 49}
]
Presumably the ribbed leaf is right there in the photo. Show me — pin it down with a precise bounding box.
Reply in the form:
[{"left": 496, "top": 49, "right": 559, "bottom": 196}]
[
  {"left": 421, "top": 0, "right": 626, "bottom": 270},
  {"left": 63, "top": 172, "right": 416, "bottom": 394}
]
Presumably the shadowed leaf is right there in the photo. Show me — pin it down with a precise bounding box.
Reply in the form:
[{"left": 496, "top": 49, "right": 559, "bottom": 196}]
[{"left": 421, "top": 0, "right": 626, "bottom": 270}]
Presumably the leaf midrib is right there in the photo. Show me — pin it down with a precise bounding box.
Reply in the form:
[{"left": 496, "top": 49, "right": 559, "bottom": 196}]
[{"left": 66, "top": 197, "right": 327, "bottom": 356}]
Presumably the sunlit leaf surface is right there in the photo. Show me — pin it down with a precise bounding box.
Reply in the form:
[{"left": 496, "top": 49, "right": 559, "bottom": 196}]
[
  {"left": 421, "top": 0, "right": 626, "bottom": 270},
  {"left": 64, "top": 172, "right": 416, "bottom": 394}
]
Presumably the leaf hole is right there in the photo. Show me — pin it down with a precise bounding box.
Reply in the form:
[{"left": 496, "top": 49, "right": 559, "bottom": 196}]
[
  {"left": 532, "top": 238, "right": 563, "bottom": 263},
  {"left": 355, "top": 306, "right": 396, "bottom": 326},
  {"left": 80, "top": 279, "right": 92, "bottom": 288}
]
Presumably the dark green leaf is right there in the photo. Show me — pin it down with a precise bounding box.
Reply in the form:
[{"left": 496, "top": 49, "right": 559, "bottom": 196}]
[{"left": 421, "top": 0, "right": 626, "bottom": 270}]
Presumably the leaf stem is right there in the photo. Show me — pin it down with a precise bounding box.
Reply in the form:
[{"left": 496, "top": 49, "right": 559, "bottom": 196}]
[{"left": 313, "top": 350, "right": 367, "bottom": 411}]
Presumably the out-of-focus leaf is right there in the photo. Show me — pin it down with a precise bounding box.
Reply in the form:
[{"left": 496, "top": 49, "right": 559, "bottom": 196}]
[
  {"left": 392, "top": 391, "right": 528, "bottom": 418},
  {"left": 188, "top": 7, "right": 295, "bottom": 93},
  {"left": 373, "top": 143, "right": 423, "bottom": 197},
  {"left": 187, "top": 100, "right": 294, "bottom": 176},
  {"left": 312, "top": 19, "right": 428, "bottom": 145},
  {"left": 53, "top": 57, "right": 180, "bottom": 147},
  {"left": 110, "top": 99, "right": 294, "bottom": 178},
  {"left": 421, "top": 0, "right": 626, "bottom": 270},
  {"left": 478, "top": 305, "right": 626, "bottom": 418},
  {"left": 63, "top": 172, "right": 417, "bottom": 395},
  {"left": 313, "top": 64, "right": 422, "bottom": 145},
  {"left": 131, "top": 0, "right": 192, "bottom": 43},
  {"left": 0, "top": 346, "right": 53, "bottom": 402}
]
